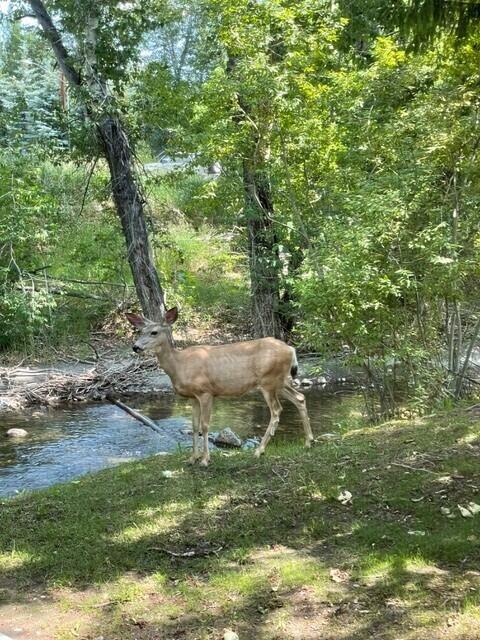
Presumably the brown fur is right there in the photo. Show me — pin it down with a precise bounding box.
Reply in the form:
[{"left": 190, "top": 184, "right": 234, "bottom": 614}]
[{"left": 127, "top": 309, "right": 313, "bottom": 466}]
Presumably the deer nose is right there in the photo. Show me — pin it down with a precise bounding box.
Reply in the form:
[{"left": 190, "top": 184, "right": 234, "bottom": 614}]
[{"left": 133, "top": 345, "right": 143, "bottom": 353}]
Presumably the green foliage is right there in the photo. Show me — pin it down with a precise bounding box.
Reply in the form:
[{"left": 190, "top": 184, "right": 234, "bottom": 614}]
[
  {"left": 0, "top": 289, "right": 56, "bottom": 350},
  {"left": 389, "top": 0, "right": 480, "bottom": 48},
  {"left": 138, "top": 2, "right": 480, "bottom": 413},
  {"left": 293, "top": 33, "right": 480, "bottom": 412},
  {"left": 3, "top": 0, "right": 480, "bottom": 415},
  {"left": 45, "top": 0, "right": 172, "bottom": 89},
  {"left": 0, "top": 148, "right": 248, "bottom": 352},
  {"left": 0, "top": 151, "right": 60, "bottom": 349},
  {"left": 146, "top": 172, "right": 241, "bottom": 228},
  {"left": 0, "top": 22, "right": 68, "bottom": 153},
  {"left": 154, "top": 222, "right": 248, "bottom": 323},
  {"left": 133, "top": 62, "right": 196, "bottom": 155}
]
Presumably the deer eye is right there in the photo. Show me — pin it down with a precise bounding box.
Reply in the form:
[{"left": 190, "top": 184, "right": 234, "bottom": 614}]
[{"left": 151, "top": 330, "right": 158, "bottom": 336}]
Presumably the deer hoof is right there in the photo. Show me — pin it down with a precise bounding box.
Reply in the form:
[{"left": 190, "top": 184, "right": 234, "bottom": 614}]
[
  {"left": 199, "top": 457, "right": 210, "bottom": 467},
  {"left": 188, "top": 455, "right": 200, "bottom": 465},
  {"left": 254, "top": 447, "right": 264, "bottom": 458}
]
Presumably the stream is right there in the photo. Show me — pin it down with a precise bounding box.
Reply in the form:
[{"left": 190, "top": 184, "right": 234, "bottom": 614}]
[{"left": 0, "top": 388, "right": 355, "bottom": 498}]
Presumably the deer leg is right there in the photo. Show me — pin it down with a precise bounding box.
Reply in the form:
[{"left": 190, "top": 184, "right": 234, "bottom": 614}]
[
  {"left": 198, "top": 393, "right": 213, "bottom": 467},
  {"left": 255, "top": 389, "right": 282, "bottom": 457},
  {"left": 189, "top": 398, "right": 202, "bottom": 464},
  {"left": 281, "top": 384, "right": 314, "bottom": 447}
]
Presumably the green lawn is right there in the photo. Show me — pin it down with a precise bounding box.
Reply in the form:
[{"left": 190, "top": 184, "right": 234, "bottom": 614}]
[{"left": 1, "top": 404, "right": 480, "bottom": 639}]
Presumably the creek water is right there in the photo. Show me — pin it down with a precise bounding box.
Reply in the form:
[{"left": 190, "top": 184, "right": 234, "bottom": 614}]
[{"left": 0, "top": 388, "right": 355, "bottom": 498}]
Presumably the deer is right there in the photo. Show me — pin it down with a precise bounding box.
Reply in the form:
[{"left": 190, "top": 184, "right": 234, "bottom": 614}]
[{"left": 126, "top": 307, "right": 314, "bottom": 466}]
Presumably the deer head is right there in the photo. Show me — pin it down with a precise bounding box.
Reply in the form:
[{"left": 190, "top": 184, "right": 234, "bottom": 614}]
[{"left": 126, "top": 307, "right": 178, "bottom": 354}]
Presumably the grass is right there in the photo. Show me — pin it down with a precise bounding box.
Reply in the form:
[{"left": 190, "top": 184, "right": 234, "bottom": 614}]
[{"left": 1, "top": 404, "right": 480, "bottom": 639}]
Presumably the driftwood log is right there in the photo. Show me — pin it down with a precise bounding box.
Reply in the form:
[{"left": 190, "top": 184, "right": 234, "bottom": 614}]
[{"left": 106, "top": 394, "right": 163, "bottom": 434}]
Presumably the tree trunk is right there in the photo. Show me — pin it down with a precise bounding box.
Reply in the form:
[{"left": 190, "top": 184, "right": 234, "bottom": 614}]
[
  {"left": 97, "top": 117, "right": 165, "bottom": 321},
  {"left": 242, "top": 157, "right": 283, "bottom": 339},
  {"left": 227, "top": 56, "right": 283, "bottom": 339},
  {"left": 280, "top": 246, "right": 304, "bottom": 338},
  {"left": 28, "top": 0, "right": 165, "bottom": 321}
]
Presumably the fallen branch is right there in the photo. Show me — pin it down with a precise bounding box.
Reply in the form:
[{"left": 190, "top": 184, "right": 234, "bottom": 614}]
[
  {"left": 15, "top": 284, "right": 109, "bottom": 301},
  {"left": 391, "top": 462, "right": 438, "bottom": 475},
  {"left": 92, "top": 600, "right": 118, "bottom": 609},
  {"left": 272, "top": 467, "right": 290, "bottom": 483},
  {"left": 149, "top": 546, "right": 223, "bottom": 558},
  {"left": 29, "top": 274, "right": 132, "bottom": 288},
  {"left": 106, "top": 394, "right": 164, "bottom": 435}
]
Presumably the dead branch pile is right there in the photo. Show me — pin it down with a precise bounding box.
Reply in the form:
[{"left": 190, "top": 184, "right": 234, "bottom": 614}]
[{"left": 0, "top": 357, "right": 168, "bottom": 411}]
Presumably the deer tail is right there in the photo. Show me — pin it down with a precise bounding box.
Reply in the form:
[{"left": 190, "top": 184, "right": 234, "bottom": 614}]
[{"left": 290, "top": 347, "right": 298, "bottom": 379}]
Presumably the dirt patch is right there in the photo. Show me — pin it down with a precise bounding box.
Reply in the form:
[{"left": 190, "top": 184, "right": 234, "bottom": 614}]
[{"left": 0, "top": 592, "right": 91, "bottom": 640}]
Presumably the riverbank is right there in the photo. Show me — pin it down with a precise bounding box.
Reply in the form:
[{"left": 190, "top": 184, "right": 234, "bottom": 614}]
[
  {"left": 0, "top": 387, "right": 352, "bottom": 498},
  {"left": 0, "top": 354, "right": 172, "bottom": 412},
  {"left": 1, "top": 406, "right": 480, "bottom": 639}
]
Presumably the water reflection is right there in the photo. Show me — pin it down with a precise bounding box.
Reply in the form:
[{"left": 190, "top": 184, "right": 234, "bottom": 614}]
[{"left": 0, "top": 389, "right": 355, "bottom": 498}]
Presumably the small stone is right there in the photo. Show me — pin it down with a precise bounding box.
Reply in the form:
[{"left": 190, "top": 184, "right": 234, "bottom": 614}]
[
  {"left": 458, "top": 504, "right": 474, "bottom": 518},
  {"left": 223, "top": 631, "right": 239, "bottom": 640},
  {"left": 214, "top": 428, "right": 242, "bottom": 448},
  {"left": 329, "top": 567, "right": 349, "bottom": 583},
  {"left": 6, "top": 428, "right": 28, "bottom": 438},
  {"left": 337, "top": 490, "right": 352, "bottom": 505},
  {"left": 316, "top": 376, "right": 328, "bottom": 385},
  {"left": 467, "top": 502, "right": 480, "bottom": 515},
  {"left": 300, "top": 378, "right": 313, "bottom": 387},
  {"left": 407, "top": 530, "right": 426, "bottom": 536}
]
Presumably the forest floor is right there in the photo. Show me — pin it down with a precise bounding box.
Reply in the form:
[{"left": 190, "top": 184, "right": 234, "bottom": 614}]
[{"left": 1, "top": 405, "right": 480, "bottom": 639}]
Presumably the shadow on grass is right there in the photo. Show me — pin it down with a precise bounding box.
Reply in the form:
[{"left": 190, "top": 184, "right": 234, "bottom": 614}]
[
  {"left": 71, "top": 550, "right": 479, "bottom": 639},
  {"left": 1, "top": 408, "right": 480, "bottom": 638}
]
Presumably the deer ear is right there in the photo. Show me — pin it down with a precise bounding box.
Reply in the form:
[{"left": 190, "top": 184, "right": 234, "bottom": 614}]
[
  {"left": 164, "top": 307, "right": 178, "bottom": 325},
  {"left": 125, "top": 313, "right": 146, "bottom": 328}
]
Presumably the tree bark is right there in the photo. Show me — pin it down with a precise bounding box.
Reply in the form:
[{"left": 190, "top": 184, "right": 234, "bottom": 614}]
[
  {"left": 227, "top": 56, "right": 283, "bottom": 339},
  {"left": 28, "top": 0, "right": 166, "bottom": 321},
  {"left": 97, "top": 116, "right": 165, "bottom": 321},
  {"left": 242, "top": 157, "right": 283, "bottom": 339}
]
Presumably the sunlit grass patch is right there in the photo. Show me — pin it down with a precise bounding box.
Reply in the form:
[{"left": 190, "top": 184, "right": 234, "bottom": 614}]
[
  {"left": 208, "top": 546, "right": 328, "bottom": 597},
  {"left": 0, "top": 548, "right": 33, "bottom": 572},
  {"left": 462, "top": 597, "right": 480, "bottom": 617},
  {"left": 113, "top": 503, "right": 192, "bottom": 543}
]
